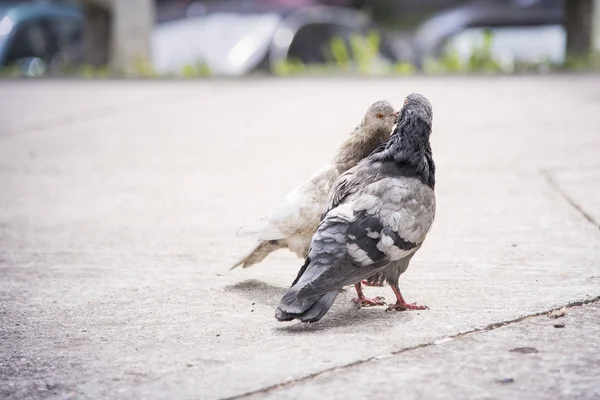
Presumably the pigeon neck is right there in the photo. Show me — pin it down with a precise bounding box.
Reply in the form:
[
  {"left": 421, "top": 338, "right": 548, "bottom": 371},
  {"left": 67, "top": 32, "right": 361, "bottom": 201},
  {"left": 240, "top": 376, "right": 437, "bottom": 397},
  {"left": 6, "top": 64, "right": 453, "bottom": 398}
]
[
  {"left": 334, "top": 125, "right": 389, "bottom": 173},
  {"left": 378, "top": 117, "right": 435, "bottom": 190}
]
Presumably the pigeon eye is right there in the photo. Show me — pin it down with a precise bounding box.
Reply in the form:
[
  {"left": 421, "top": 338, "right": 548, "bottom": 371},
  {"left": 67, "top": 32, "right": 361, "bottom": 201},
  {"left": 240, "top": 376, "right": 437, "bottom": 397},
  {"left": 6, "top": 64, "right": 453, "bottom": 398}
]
[{"left": 376, "top": 113, "right": 384, "bottom": 119}]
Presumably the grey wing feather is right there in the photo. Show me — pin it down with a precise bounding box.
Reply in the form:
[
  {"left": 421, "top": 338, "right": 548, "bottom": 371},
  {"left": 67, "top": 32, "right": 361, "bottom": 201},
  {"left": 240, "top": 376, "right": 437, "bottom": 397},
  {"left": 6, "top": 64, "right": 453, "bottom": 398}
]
[
  {"left": 326, "top": 171, "right": 356, "bottom": 213},
  {"left": 296, "top": 206, "right": 391, "bottom": 300},
  {"left": 325, "top": 160, "right": 374, "bottom": 217},
  {"left": 297, "top": 256, "right": 387, "bottom": 300},
  {"left": 301, "top": 175, "right": 435, "bottom": 299},
  {"left": 294, "top": 291, "right": 338, "bottom": 322},
  {"left": 373, "top": 177, "right": 436, "bottom": 246}
]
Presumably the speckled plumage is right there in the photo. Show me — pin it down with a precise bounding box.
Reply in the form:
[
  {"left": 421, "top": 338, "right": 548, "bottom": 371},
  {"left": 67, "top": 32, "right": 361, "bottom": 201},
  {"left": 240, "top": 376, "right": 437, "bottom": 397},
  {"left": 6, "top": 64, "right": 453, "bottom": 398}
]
[
  {"left": 232, "top": 100, "right": 398, "bottom": 269},
  {"left": 276, "top": 93, "right": 436, "bottom": 323}
]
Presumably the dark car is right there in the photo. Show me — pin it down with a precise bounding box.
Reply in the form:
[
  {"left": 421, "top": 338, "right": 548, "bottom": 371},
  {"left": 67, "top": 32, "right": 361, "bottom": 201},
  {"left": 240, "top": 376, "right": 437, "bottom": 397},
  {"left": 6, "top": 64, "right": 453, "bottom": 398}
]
[
  {"left": 411, "top": 0, "right": 564, "bottom": 68},
  {"left": 153, "top": 2, "right": 399, "bottom": 76},
  {"left": 1, "top": 0, "right": 398, "bottom": 76},
  {"left": 0, "top": 2, "right": 82, "bottom": 76}
]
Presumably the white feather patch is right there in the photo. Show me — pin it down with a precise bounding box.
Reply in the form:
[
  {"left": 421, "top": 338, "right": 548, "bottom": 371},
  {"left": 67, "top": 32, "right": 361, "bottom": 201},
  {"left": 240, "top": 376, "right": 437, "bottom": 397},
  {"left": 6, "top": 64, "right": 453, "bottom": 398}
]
[
  {"left": 352, "top": 194, "right": 381, "bottom": 214},
  {"left": 366, "top": 230, "right": 380, "bottom": 239},
  {"left": 376, "top": 233, "right": 412, "bottom": 261},
  {"left": 347, "top": 243, "right": 374, "bottom": 267},
  {"left": 328, "top": 203, "right": 355, "bottom": 222}
]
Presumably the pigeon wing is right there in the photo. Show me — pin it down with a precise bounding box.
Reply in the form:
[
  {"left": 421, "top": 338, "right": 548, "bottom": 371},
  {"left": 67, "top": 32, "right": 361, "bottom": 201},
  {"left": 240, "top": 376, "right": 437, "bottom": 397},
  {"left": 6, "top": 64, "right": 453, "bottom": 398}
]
[
  {"left": 237, "top": 165, "right": 339, "bottom": 240},
  {"left": 296, "top": 174, "right": 435, "bottom": 300}
]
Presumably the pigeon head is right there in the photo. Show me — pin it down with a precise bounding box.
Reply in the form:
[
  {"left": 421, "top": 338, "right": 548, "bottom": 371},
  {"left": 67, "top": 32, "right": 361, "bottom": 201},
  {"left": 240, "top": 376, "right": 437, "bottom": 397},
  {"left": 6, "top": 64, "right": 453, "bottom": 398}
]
[
  {"left": 394, "top": 93, "right": 433, "bottom": 143},
  {"left": 334, "top": 100, "right": 398, "bottom": 172},
  {"left": 400, "top": 93, "right": 433, "bottom": 128},
  {"left": 374, "top": 93, "right": 435, "bottom": 189},
  {"left": 360, "top": 100, "right": 398, "bottom": 134}
]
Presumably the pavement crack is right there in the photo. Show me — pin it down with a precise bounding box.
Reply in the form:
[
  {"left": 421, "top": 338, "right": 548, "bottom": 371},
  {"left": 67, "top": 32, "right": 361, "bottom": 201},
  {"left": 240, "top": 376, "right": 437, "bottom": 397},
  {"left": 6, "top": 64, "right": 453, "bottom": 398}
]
[
  {"left": 223, "top": 296, "right": 600, "bottom": 400},
  {"left": 541, "top": 170, "right": 600, "bottom": 230}
]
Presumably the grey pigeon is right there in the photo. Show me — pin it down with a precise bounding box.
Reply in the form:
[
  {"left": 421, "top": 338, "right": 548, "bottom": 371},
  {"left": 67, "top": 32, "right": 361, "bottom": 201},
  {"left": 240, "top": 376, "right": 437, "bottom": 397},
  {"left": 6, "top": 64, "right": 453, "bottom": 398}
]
[
  {"left": 275, "top": 93, "right": 436, "bottom": 323},
  {"left": 232, "top": 100, "right": 398, "bottom": 270}
]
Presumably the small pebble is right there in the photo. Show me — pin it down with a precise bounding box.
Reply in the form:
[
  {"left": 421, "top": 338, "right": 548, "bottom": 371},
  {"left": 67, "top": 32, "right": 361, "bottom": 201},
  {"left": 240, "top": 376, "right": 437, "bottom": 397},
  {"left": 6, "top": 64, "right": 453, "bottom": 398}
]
[
  {"left": 510, "top": 347, "right": 539, "bottom": 354},
  {"left": 553, "top": 323, "right": 565, "bottom": 328},
  {"left": 496, "top": 378, "right": 515, "bottom": 384}
]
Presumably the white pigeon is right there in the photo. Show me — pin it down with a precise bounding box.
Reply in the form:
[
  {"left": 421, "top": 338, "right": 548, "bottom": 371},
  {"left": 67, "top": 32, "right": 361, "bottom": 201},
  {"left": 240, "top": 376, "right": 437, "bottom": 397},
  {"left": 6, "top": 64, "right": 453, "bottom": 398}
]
[{"left": 232, "top": 100, "right": 399, "bottom": 269}]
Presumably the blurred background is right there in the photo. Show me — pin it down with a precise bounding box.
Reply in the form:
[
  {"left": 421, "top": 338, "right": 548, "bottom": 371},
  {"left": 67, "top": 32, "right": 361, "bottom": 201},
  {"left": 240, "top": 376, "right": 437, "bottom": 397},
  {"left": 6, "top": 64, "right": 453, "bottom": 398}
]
[
  {"left": 0, "top": 0, "right": 598, "bottom": 77},
  {"left": 1, "top": 3, "right": 600, "bottom": 398}
]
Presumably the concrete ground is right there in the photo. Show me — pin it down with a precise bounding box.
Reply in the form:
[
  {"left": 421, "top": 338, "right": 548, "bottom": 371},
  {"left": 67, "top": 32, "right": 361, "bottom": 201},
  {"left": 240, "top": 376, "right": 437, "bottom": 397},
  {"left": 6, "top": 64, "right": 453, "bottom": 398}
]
[{"left": 0, "top": 77, "right": 599, "bottom": 400}]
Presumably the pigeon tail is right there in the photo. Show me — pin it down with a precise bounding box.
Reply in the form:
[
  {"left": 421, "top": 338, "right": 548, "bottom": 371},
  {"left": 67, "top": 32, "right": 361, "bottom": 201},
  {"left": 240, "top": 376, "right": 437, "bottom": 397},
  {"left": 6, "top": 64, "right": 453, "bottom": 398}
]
[
  {"left": 236, "top": 217, "right": 286, "bottom": 241},
  {"left": 230, "top": 240, "right": 286, "bottom": 270},
  {"left": 275, "top": 284, "right": 340, "bottom": 323}
]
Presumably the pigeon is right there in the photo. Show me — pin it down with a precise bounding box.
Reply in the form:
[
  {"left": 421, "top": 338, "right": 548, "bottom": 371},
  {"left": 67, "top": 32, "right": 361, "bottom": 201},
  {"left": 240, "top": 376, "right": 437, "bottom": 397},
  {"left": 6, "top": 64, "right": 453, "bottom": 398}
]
[
  {"left": 231, "top": 100, "right": 399, "bottom": 270},
  {"left": 275, "top": 93, "right": 436, "bottom": 323}
]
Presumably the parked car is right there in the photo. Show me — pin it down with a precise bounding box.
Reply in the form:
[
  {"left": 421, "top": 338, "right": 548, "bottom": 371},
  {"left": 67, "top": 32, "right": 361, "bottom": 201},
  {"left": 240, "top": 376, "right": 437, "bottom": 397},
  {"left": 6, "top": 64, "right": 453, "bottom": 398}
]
[
  {"left": 0, "top": 1, "right": 397, "bottom": 76},
  {"left": 153, "top": 2, "right": 399, "bottom": 76},
  {"left": 0, "top": 2, "right": 82, "bottom": 76},
  {"left": 411, "top": 0, "right": 565, "bottom": 68}
]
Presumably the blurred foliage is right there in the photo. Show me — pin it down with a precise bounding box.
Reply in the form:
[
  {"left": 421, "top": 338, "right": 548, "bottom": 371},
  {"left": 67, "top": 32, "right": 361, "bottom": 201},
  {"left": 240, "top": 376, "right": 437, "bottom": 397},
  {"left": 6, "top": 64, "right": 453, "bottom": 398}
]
[
  {"left": 0, "top": 60, "right": 213, "bottom": 79},
  {"left": 275, "top": 29, "right": 585, "bottom": 76},
  {"left": 180, "top": 62, "right": 212, "bottom": 78},
  {"left": 274, "top": 58, "right": 307, "bottom": 76},
  {"left": 132, "top": 59, "right": 159, "bottom": 78},
  {"left": 562, "top": 53, "right": 600, "bottom": 71},
  {"left": 276, "top": 29, "right": 505, "bottom": 76},
  {"left": 130, "top": 58, "right": 211, "bottom": 78},
  {"left": 0, "top": 66, "right": 21, "bottom": 78},
  {"left": 276, "top": 29, "right": 416, "bottom": 77},
  {"left": 424, "top": 29, "right": 504, "bottom": 73},
  {"left": 81, "top": 64, "right": 111, "bottom": 78},
  {"left": 328, "top": 36, "right": 351, "bottom": 67},
  {"left": 3, "top": 28, "right": 600, "bottom": 79},
  {"left": 465, "top": 29, "right": 503, "bottom": 72}
]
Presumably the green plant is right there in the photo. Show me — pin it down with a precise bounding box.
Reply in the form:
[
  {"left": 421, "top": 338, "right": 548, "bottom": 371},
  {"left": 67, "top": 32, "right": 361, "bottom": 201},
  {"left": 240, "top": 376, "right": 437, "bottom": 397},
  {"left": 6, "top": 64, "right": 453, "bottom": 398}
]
[
  {"left": 132, "top": 59, "right": 158, "bottom": 78},
  {"left": 563, "top": 52, "right": 600, "bottom": 71},
  {"left": 328, "top": 36, "right": 351, "bottom": 67},
  {"left": 349, "top": 31, "right": 381, "bottom": 74},
  {"left": 467, "top": 29, "right": 502, "bottom": 72},
  {"left": 424, "top": 29, "right": 504, "bottom": 74},
  {"left": 0, "top": 66, "right": 21, "bottom": 78},
  {"left": 181, "top": 62, "right": 211, "bottom": 78},
  {"left": 391, "top": 62, "right": 417, "bottom": 75},
  {"left": 274, "top": 58, "right": 307, "bottom": 76},
  {"left": 80, "top": 64, "right": 111, "bottom": 78},
  {"left": 276, "top": 30, "right": 398, "bottom": 76}
]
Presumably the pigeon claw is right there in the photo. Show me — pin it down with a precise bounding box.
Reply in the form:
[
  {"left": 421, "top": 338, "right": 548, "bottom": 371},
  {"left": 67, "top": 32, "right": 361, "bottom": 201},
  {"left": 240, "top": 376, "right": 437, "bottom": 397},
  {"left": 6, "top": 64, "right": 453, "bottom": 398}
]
[
  {"left": 353, "top": 296, "right": 386, "bottom": 308},
  {"left": 361, "top": 280, "right": 385, "bottom": 287},
  {"left": 388, "top": 285, "right": 428, "bottom": 312},
  {"left": 386, "top": 302, "right": 429, "bottom": 312}
]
